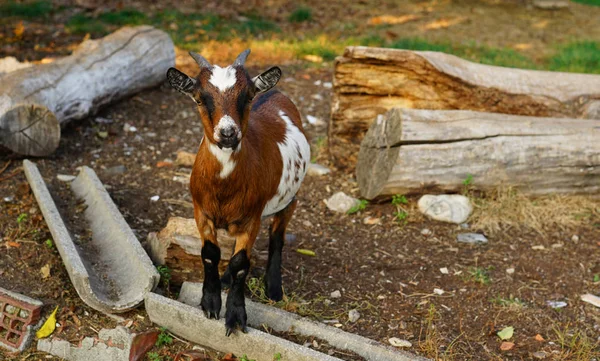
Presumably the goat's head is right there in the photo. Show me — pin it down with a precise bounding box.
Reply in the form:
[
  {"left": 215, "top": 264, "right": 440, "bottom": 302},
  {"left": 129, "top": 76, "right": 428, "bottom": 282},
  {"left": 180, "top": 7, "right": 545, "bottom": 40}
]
[{"left": 166, "top": 49, "right": 282, "bottom": 150}]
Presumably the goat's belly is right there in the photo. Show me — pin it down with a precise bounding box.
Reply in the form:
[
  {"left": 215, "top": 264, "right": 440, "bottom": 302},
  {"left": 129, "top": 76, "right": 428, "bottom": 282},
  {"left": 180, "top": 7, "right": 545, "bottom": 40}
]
[{"left": 261, "top": 112, "right": 311, "bottom": 217}]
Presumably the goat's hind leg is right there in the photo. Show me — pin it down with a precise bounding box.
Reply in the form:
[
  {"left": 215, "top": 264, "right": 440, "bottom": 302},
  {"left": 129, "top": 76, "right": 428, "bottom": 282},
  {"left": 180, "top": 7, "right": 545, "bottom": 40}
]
[{"left": 266, "top": 198, "right": 297, "bottom": 302}]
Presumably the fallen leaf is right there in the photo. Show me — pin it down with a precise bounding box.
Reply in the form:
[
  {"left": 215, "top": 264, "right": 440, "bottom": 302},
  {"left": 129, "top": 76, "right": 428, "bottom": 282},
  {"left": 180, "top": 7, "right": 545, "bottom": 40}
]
[
  {"left": 36, "top": 306, "right": 59, "bottom": 339},
  {"left": 388, "top": 337, "right": 412, "bottom": 347},
  {"left": 6, "top": 241, "right": 21, "bottom": 248},
  {"left": 156, "top": 161, "right": 173, "bottom": 168},
  {"left": 41, "top": 264, "right": 51, "bottom": 279},
  {"left": 296, "top": 249, "right": 316, "bottom": 257},
  {"left": 130, "top": 330, "right": 159, "bottom": 361},
  {"left": 534, "top": 334, "right": 545, "bottom": 342},
  {"left": 581, "top": 293, "right": 600, "bottom": 308},
  {"left": 14, "top": 21, "right": 25, "bottom": 39},
  {"left": 97, "top": 131, "right": 108, "bottom": 139},
  {"left": 500, "top": 341, "right": 515, "bottom": 351},
  {"left": 498, "top": 326, "right": 514, "bottom": 340},
  {"left": 174, "top": 349, "right": 210, "bottom": 361},
  {"left": 222, "top": 353, "right": 237, "bottom": 361},
  {"left": 303, "top": 55, "right": 323, "bottom": 63},
  {"left": 368, "top": 14, "right": 420, "bottom": 25}
]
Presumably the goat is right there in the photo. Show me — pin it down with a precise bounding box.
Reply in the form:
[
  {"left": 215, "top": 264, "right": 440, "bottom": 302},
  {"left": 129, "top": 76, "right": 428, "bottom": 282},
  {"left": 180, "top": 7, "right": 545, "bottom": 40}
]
[{"left": 166, "top": 50, "right": 310, "bottom": 336}]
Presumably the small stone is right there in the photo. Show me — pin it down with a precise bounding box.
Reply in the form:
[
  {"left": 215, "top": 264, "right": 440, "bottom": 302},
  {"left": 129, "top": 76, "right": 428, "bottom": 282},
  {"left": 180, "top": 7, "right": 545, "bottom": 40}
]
[
  {"left": 571, "top": 235, "right": 579, "bottom": 242},
  {"left": 506, "top": 268, "right": 515, "bottom": 275},
  {"left": 323, "top": 82, "right": 333, "bottom": 89},
  {"left": 363, "top": 216, "right": 381, "bottom": 225},
  {"left": 348, "top": 309, "right": 360, "bottom": 323},
  {"left": 330, "top": 290, "right": 341, "bottom": 298},
  {"left": 533, "top": 0, "right": 569, "bottom": 9},
  {"left": 532, "top": 245, "right": 545, "bottom": 250},
  {"left": 306, "top": 163, "right": 331, "bottom": 177},
  {"left": 323, "top": 299, "right": 332, "bottom": 306},
  {"left": 56, "top": 174, "right": 75, "bottom": 182},
  {"left": 546, "top": 300, "right": 567, "bottom": 309},
  {"left": 388, "top": 337, "right": 412, "bottom": 348},
  {"left": 104, "top": 165, "right": 126, "bottom": 175},
  {"left": 440, "top": 267, "right": 449, "bottom": 274},
  {"left": 533, "top": 351, "right": 547, "bottom": 359},
  {"left": 421, "top": 228, "right": 432, "bottom": 236},
  {"left": 433, "top": 288, "right": 444, "bottom": 295},
  {"left": 418, "top": 194, "right": 472, "bottom": 224},
  {"left": 150, "top": 195, "right": 160, "bottom": 202},
  {"left": 457, "top": 233, "right": 488, "bottom": 244},
  {"left": 551, "top": 243, "right": 563, "bottom": 249},
  {"left": 325, "top": 192, "right": 360, "bottom": 214},
  {"left": 302, "top": 220, "right": 313, "bottom": 228}
]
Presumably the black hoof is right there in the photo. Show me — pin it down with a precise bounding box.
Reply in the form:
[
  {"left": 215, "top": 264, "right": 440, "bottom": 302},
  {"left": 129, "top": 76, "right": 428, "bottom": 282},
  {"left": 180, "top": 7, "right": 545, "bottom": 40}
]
[
  {"left": 225, "top": 304, "right": 247, "bottom": 336},
  {"left": 266, "top": 282, "right": 283, "bottom": 302},
  {"left": 200, "top": 291, "right": 221, "bottom": 320}
]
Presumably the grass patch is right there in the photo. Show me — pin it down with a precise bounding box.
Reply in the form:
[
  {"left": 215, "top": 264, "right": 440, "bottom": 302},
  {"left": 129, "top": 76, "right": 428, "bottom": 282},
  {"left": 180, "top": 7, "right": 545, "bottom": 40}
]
[
  {"left": 289, "top": 6, "right": 312, "bottom": 23},
  {"left": 491, "top": 296, "right": 526, "bottom": 308},
  {"left": 470, "top": 187, "right": 600, "bottom": 235},
  {"left": 294, "top": 37, "right": 341, "bottom": 61},
  {"left": 99, "top": 8, "right": 147, "bottom": 26},
  {"left": 66, "top": 14, "right": 107, "bottom": 35},
  {"left": 392, "top": 194, "right": 409, "bottom": 225},
  {"left": 554, "top": 324, "right": 600, "bottom": 360},
  {"left": 0, "top": 0, "right": 52, "bottom": 18},
  {"left": 571, "top": 0, "right": 600, "bottom": 5},
  {"left": 549, "top": 41, "right": 600, "bottom": 74},
  {"left": 466, "top": 266, "right": 492, "bottom": 285},
  {"left": 347, "top": 199, "right": 368, "bottom": 215}
]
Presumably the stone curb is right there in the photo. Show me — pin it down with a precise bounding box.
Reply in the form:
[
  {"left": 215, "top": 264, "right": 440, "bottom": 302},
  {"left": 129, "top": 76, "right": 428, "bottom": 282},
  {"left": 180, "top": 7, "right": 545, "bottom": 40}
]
[
  {"left": 23, "top": 161, "right": 159, "bottom": 314},
  {"left": 145, "top": 293, "right": 344, "bottom": 361},
  {"left": 179, "top": 282, "right": 429, "bottom": 361}
]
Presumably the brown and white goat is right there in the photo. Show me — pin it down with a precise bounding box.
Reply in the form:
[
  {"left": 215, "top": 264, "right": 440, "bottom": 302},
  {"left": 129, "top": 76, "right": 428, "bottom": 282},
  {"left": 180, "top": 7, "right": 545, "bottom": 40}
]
[{"left": 166, "top": 50, "right": 310, "bottom": 335}]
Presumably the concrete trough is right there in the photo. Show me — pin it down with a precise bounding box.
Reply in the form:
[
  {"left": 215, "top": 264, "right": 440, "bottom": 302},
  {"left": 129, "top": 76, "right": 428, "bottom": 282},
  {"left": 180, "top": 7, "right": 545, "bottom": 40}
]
[
  {"left": 178, "top": 282, "right": 428, "bottom": 361},
  {"left": 145, "top": 292, "right": 344, "bottom": 361},
  {"left": 23, "top": 160, "right": 159, "bottom": 314}
]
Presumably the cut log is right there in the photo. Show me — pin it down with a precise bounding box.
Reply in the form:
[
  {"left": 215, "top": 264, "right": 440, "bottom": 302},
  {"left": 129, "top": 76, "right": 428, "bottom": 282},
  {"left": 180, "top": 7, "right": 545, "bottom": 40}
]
[
  {"left": 331, "top": 46, "right": 600, "bottom": 141},
  {"left": 0, "top": 26, "right": 174, "bottom": 156},
  {"left": 147, "top": 217, "right": 242, "bottom": 286},
  {"left": 357, "top": 108, "right": 600, "bottom": 199}
]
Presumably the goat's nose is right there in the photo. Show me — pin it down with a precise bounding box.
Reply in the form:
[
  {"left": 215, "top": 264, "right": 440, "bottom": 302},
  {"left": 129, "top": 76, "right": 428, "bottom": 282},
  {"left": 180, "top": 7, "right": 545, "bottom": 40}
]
[{"left": 220, "top": 127, "right": 235, "bottom": 138}]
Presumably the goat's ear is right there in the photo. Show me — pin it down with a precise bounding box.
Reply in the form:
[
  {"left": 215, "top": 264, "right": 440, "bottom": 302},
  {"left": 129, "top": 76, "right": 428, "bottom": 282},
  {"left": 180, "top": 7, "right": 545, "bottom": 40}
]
[
  {"left": 252, "top": 66, "right": 282, "bottom": 93},
  {"left": 167, "top": 67, "right": 196, "bottom": 96}
]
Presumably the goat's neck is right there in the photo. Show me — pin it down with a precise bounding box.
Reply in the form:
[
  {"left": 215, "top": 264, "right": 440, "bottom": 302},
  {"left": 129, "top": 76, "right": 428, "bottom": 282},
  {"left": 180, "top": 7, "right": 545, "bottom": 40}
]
[{"left": 199, "top": 137, "right": 246, "bottom": 179}]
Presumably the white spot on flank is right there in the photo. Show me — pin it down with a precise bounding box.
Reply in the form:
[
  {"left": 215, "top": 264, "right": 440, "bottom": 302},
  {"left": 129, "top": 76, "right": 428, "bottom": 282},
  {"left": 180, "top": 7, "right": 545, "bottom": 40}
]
[
  {"left": 209, "top": 142, "right": 238, "bottom": 178},
  {"left": 262, "top": 111, "right": 310, "bottom": 217},
  {"left": 209, "top": 66, "right": 237, "bottom": 92}
]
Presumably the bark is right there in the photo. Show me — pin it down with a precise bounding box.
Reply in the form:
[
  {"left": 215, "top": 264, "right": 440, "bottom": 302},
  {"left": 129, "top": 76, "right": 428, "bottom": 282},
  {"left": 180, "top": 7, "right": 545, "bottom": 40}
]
[
  {"left": 0, "top": 26, "right": 174, "bottom": 156},
  {"left": 357, "top": 108, "right": 600, "bottom": 199}
]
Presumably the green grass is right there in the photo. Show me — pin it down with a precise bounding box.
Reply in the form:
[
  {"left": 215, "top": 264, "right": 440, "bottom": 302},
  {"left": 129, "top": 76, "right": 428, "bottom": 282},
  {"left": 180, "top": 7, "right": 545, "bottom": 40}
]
[
  {"left": 295, "top": 39, "right": 339, "bottom": 61},
  {"left": 571, "top": 0, "right": 600, "bottom": 5},
  {"left": 289, "top": 6, "right": 312, "bottom": 23},
  {"left": 549, "top": 41, "right": 600, "bottom": 74},
  {"left": 491, "top": 296, "right": 526, "bottom": 308},
  {"left": 466, "top": 266, "right": 492, "bottom": 285},
  {"left": 347, "top": 199, "right": 368, "bottom": 215},
  {"left": 66, "top": 14, "right": 107, "bottom": 35},
  {"left": 99, "top": 8, "right": 147, "bottom": 26},
  {"left": 0, "top": 0, "right": 52, "bottom": 18},
  {"left": 155, "top": 327, "right": 173, "bottom": 347}
]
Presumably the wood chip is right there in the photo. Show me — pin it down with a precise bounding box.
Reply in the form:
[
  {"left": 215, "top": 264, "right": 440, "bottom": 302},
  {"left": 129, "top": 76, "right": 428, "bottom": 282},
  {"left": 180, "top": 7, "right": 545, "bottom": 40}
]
[{"left": 581, "top": 293, "right": 600, "bottom": 308}]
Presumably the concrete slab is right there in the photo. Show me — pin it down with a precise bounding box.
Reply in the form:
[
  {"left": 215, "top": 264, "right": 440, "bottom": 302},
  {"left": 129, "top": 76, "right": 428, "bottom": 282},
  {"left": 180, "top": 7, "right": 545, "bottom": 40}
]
[
  {"left": 0, "top": 287, "right": 43, "bottom": 352},
  {"left": 145, "top": 292, "right": 344, "bottom": 361},
  {"left": 23, "top": 161, "right": 159, "bottom": 314},
  {"left": 179, "top": 282, "right": 429, "bottom": 361}
]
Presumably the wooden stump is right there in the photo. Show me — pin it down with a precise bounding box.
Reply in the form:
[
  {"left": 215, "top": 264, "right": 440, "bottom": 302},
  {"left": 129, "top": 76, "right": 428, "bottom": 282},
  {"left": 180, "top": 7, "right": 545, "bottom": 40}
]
[
  {"left": 0, "top": 26, "right": 175, "bottom": 156},
  {"left": 331, "top": 46, "right": 600, "bottom": 141},
  {"left": 357, "top": 108, "right": 600, "bottom": 199}
]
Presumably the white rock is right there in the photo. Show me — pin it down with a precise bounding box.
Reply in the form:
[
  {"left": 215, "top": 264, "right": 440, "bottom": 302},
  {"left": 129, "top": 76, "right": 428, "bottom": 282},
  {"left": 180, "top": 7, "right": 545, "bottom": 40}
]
[
  {"left": 323, "top": 82, "right": 333, "bottom": 89},
  {"left": 388, "top": 337, "right": 412, "bottom": 348},
  {"left": 532, "top": 245, "right": 545, "bottom": 250},
  {"left": 506, "top": 268, "right": 515, "bottom": 275},
  {"left": 546, "top": 300, "right": 567, "bottom": 309},
  {"left": 325, "top": 192, "right": 360, "bottom": 213},
  {"left": 581, "top": 294, "right": 600, "bottom": 308},
  {"left": 421, "top": 228, "right": 432, "bottom": 236},
  {"left": 330, "top": 290, "right": 341, "bottom": 298},
  {"left": 571, "top": 235, "right": 579, "bottom": 242},
  {"left": 150, "top": 195, "right": 160, "bottom": 202},
  {"left": 433, "top": 288, "right": 444, "bottom": 295},
  {"left": 533, "top": 351, "right": 547, "bottom": 359},
  {"left": 440, "top": 267, "right": 449, "bottom": 274},
  {"left": 363, "top": 216, "right": 381, "bottom": 225},
  {"left": 348, "top": 309, "right": 360, "bottom": 322},
  {"left": 418, "top": 195, "right": 472, "bottom": 224},
  {"left": 57, "top": 174, "right": 75, "bottom": 182},
  {"left": 307, "top": 163, "right": 331, "bottom": 176},
  {"left": 457, "top": 233, "right": 488, "bottom": 244}
]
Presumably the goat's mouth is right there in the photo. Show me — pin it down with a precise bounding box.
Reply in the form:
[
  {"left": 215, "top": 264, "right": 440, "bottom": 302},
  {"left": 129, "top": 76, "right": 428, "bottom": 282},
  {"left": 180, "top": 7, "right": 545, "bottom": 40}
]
[{"left": 217, "top": 139, "right": 239, "bottom": 150}]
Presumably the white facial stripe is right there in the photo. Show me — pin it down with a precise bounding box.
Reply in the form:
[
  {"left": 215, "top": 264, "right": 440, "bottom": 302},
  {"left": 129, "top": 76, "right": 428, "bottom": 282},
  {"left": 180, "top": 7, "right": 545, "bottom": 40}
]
[
  {"left": 262, "top": 110, "right": 310, "bottom": 217},
  {"left": 209, "top": 65, "right": 237, "bottom": 92},
  {"left": 208, "top": 142, "right": 238, "bottom": 178},
  {"left": 213, "top": 115, "right": 240, "bottom": 142}
]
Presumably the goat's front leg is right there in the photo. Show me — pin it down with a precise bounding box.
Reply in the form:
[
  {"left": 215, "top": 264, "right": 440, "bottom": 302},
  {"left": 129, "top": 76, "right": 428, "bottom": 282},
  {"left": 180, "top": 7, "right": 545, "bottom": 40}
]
[
  {"left": 225, "top": 218, "right": 261, "bottom": 336},
  {"left": 266, "top": 198, "right": 297, "bottom": 301},
  {"left": 195, "top": 211, "right": 221, "bottom": 319}
]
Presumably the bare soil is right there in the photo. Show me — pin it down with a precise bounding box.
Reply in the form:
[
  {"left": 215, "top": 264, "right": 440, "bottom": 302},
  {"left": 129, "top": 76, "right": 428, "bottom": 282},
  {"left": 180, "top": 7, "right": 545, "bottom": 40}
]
[{"left": 1, "top": 1, "right": 600, "bottom": 361}]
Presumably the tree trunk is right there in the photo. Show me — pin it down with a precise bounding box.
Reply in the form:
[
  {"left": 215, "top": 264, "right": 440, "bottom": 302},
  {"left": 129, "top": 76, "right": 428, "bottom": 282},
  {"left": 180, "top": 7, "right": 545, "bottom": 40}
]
[
  {"left": 331, "top": 46, "right": 600, "bottom": 142},
  {"left": 357, "top": 108, "right": 600, "bottom": 199},
  {"left": 0, "top": 26, "right": 174, "bottom": 157}
]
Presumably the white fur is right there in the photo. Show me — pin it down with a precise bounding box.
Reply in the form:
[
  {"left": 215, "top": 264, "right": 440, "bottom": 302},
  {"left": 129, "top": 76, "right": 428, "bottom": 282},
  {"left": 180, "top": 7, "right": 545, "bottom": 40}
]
[
  {"left": 208, "top": 142, "right": 237, "bottom": 178},
  {"left": 213, "top": 115, "right": 240, "bottom": 142},
  {"left": 209, "top": 66, "right": 237, "bottom": 92},
  {"left": 262, "top": 111, "right": 310, "bottom": 217}
]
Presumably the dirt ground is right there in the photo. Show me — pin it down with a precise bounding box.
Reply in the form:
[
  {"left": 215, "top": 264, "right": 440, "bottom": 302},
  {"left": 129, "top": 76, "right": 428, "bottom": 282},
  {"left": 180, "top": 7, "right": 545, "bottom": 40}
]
[{"left": 1, "top": 1, "right": 600, "bottom": 361}]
